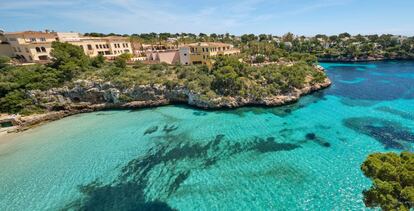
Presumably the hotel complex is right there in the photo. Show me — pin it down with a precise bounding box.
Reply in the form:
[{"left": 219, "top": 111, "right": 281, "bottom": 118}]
[{"left": 0, "top": 30, "right": 240, "bottom": 66}]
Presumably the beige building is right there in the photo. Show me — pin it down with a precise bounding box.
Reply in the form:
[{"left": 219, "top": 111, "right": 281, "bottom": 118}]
[
  {"left": 1, "top": 31, "right": 57, "bottom": 62},
  {"left": 131, "top": 42, "right": 179, "bottom": 64},
  {"left": 179, "top": 42, "right": 240, "bottom": 67},
  {"left": 68, "top": 36, "right": 132, "bottom": 60},
  {"left": 0, "top": 34, "right": 13, "bottom": 57},
  {"left": 0, "top": 30, "right": 133, "bottom": 62}
]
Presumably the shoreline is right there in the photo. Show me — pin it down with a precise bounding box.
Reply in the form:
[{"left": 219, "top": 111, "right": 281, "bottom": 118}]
[
  {"left": 0, "top": 78, "right": 331, "bottom": 135},
  {"left": 318, "top": 57, "right": 414, "bottom": 63}
]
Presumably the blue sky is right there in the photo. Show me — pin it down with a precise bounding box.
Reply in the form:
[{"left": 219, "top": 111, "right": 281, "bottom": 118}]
[{"left": 1, "top": 0, "right": 413, "bottom": 36}]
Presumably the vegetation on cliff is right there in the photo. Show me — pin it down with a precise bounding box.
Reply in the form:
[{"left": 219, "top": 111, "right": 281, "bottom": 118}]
[
  {"left": 0, "top": 42, "right": 327, "bottom": 115},
  {"left": 361, "top": 152, "right": 414, "bottom": 210}
]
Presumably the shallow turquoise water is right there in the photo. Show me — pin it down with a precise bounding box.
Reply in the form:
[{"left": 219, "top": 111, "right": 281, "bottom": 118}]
[{"left": 1, "top": 61, "right": 414, "bottom": 210}]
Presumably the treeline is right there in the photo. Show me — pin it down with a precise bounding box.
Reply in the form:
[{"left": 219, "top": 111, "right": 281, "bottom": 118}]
[{"left": 84, "top": 32, "right": 414, "bottom": 60}]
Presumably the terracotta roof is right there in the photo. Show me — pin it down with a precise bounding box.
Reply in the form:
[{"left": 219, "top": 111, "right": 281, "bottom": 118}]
[
  {"left": 4, "top": 31, "right": 57, "bottom": 37},
  {"left": 79, "top": 36, "right": 129, "bottom": 42},
  {"left": 187, "top": 42, "right": 232, "bottom": 47}
]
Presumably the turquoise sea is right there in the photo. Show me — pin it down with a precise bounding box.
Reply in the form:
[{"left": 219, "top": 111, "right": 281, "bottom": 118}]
[{"left": 1, "top": 61, "right": 414, "bottom": 210}]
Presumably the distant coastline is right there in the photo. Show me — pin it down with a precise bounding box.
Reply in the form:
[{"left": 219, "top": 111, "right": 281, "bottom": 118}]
[{"left": 318, "top": 57, "right": 414, "bottom": 63}]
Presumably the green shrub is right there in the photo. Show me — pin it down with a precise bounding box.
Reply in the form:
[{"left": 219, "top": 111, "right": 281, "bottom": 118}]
[{"left": 361, "top": 152, "right": 414, "bottom": 211}]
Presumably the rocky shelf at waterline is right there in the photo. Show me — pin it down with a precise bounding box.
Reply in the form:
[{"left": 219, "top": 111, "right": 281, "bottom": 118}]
[{"left": 2, "top": 78, "right": 331, "bottom": 133}]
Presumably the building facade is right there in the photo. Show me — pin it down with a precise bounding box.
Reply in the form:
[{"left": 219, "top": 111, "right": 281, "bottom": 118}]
[
  {"left": 146, "top": 50, "right": 180, "bottom": 64},
  {"left": 68, "top": 36, "right": 132, "bottom": 60},
  {"left": 1, "top": 31, "right": 57, "bottom": 62},
  {"left": 0, "top": 30, "right": 133, "bottom": 62},
  {"left": 179, "top": 42, "right": 240, "bottom": 67}
]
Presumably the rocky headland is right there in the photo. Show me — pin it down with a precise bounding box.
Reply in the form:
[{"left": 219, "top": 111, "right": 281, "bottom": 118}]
[{"left": 1, "top": 77, "right": 331, "bottom": 133}]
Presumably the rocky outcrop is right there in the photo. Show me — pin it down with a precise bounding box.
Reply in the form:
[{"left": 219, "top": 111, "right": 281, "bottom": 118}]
[
  {"left": 6, "top": 68, "right": 331, "bottom": 132},
  {"left": 27, "top": 76, "right": 331, "bottom": 111}
]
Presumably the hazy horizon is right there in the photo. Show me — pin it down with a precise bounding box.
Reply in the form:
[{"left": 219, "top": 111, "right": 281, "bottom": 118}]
[{"left": 1, "top": 0, "right": 414, "bottom": 36}]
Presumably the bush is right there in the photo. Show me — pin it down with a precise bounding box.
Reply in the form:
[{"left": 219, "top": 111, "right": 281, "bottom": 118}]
[
  {"left": 0, "top": 90, "right": 33, "bottom": 114},
  {"left": 0, "top": 56, "right": 10, "bottom": 69},
  {"left": 50, "top": 41, "right": 90, "bottom": 68},
  {"left": 211, "top": 66, "right": 241, "bottom": 96},
  {"left": 114, "top": 57, "right": 127, "bottom": 68},
  {"left": 91, "top": 54, "right": 105, "bottom": 68},
  {"left": 132, "top": 61, "right": 144, "bottom": 69},
  {"left": 361, "top": 152, "right": 414, "bottom": 210},
  {"left": 254, "top": 55, "right": 266, "bottom": 63},
  {"left": 114, "top": 53, "right": 133, "bottom": 68}
]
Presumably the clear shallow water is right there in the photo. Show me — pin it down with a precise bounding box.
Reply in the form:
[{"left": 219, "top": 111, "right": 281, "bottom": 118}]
[{"left": 1, "top": 61, "right": 414, "bottom": 210}]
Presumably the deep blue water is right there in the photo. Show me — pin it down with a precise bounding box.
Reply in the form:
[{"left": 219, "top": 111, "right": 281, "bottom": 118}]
[{"left": 0, "top": 61, "right": 413, "bottom": 210}]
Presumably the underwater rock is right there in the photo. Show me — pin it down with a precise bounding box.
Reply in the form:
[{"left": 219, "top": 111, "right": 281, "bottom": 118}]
[
  {"left": 306, "top": 133, "right": 316, "bottom": 140},
  {"left": 305, "top": 133, "right": 331, "bottom": 148},
  {"left": 376, "top": 106, "right": 414, "bottom": 121},
  {"left": 163, "top": 124, "right": 179, "bottom": 133},
  {"left": 250, "top": 137, "right": 300, "bottom": 153},
  {"left": 62, "top": 182, "right": 177, "bottom": 211},
  {"left": 343, "top": 117, "right": 414, "bottom": 149},
  {"left": 144, "top": 126, "right": 158, "bottom": 135},
  {"left": 193, "top": 111, "right": 208, "bottom": 116},
  {"left": 65, "top": 132, "right": 301, "bottom": 209}
]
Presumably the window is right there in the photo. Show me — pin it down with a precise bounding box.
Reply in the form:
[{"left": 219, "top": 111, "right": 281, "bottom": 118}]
[
  {"left": 20, "top": 55, "right": 27, "bottom": 61},
  {"left": 124, "top": 49, "right": 130, "bottom": 53},
  {"left": 183, "top": 53, "right": 187, "bottom": 56},
  {"left": 99, "top": 44, "right": 103, "bottom": 49},
  {"left": 87, "top": 45, "right": 92, "bottom": 50},
  {"left": 125, "top": 43, "right": 128, "bottom": 47},
  {"left": 35, "top": 47, "right": 41, "bottom": 53},
  {"left": 38, "top": 55, "right": 48, "bottom": 60},
  {"left": 79, "top": 45, "right": 84, "bottom": 50},
  {"left": 28, "top": 56, "right": 32, "bottom": 61},
  {"left": 96, "top": 45, "right": 99, "bottom": 49},
  {"left": 25, "top": 48, "right": 29, "bottom": 53},
  {"left": 12, "top": 47, "right": 17, "bottom": 52},
  {"left": 41, "top": 47, "right": 46, "bottom": 52},
  {"left": 40, "top": 37, "right": 46, "bottom": 42},
  {"left": 30, "top": 38, "right": 36, "bottom": 42},
  {"left": 106, "top": 44, "right": 110, "bottom": 48}
]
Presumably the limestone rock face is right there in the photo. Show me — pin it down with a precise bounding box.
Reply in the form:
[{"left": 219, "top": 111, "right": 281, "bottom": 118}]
[{"left": 28, "top": 75, "right": 331, "bottom": 111}]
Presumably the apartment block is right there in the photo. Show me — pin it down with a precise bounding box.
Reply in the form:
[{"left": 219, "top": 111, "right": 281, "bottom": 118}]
[
  {"left": 0, "top": 30, "right": 133, "bottom": 63},
  {"left": 1, "top": 31, "right": 57, "bottom": 62},
  {"left": 179, "top": 42, "right": 240, "bottom": 67},
  {"left": 68, "top": 36, "right": 132, "bottom": 60}
]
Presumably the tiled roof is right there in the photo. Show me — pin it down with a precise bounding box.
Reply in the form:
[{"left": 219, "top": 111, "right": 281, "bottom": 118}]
[{"left": 186, "top": 42, "right": 232, "bottom": 47}]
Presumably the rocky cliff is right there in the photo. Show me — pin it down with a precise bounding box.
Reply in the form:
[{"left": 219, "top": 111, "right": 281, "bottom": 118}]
[
  {"left": 4, "top": 70, "right": 331, "bottom": 132},
  {"left": 28, "top": 77, "right": 331, "bottom": 112}
]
